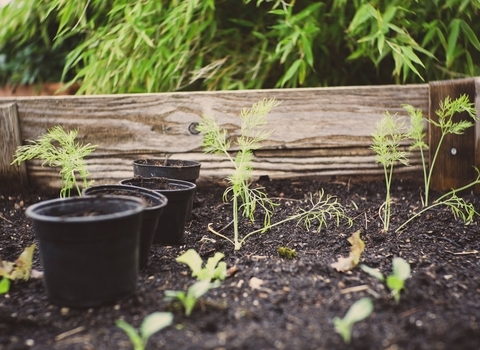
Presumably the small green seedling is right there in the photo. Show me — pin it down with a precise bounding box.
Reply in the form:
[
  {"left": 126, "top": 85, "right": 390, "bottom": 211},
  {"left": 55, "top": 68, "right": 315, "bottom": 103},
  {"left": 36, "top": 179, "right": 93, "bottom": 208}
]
[
  {"left": 176, "top": 249, "right": 226, "bottom": 282},
  {"left": 164, "top": 280, "right": 220, "bottom": 316},
  {"left": 11, "top": 126, "right": 97, "bottom": 197},
  {"left": 198, "top": 99, "right": 353, "bottom": 250},
  {"left": 371, "top": 111, "right": 409, "bottom": 231},
  {"left": 333, "top": 297, "right": 373, "bottom": 344},
  {"left": 405, "top": 94, "right": 477, "bottom": 206},
  {"left": 361, "top": 257, "right": 411, "bottom": 302},
  {"left": 116, "top": 312, "right": 173, "bottom": 350},
  {"left": 197, "top": 98, "right": 281, "bottom": 250},
  {"left": 0, "top": 244, "right": 41, "bottom": 295},
  {"left": 277, "top": 247, "right": 297, "bottom": 259}
]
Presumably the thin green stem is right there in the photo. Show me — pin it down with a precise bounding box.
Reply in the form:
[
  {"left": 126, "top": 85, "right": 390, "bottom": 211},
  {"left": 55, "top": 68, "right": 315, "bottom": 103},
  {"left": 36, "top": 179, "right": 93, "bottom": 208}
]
[
  {"left": 232, "top": 194, "right": 241, "bottom": 250},
  {"left": 419, "top": 147, "right": 428, "bottom": 206},
  {"left": 425, "top": 132, "right": 446, "bottom": 206},
  {"left": 396, "top": 202, "right": 445, "bottom": 233},
  {"left": 206, "top": 224, "right": 235, "bottom": 246}
]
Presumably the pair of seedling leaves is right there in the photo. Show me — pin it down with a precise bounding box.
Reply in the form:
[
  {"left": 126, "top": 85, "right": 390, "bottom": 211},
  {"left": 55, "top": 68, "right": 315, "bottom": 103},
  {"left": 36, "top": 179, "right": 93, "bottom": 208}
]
[
  {"left": 333, "top": 257, "right": 411, "bottom": 344},
  {"left": 331, "top": 231, "right": 411, "bottom": 344},
  {"left": 164, "top": 249, "right": 227, "bottom": 316},
  {"left": 116, "top": 250, "right": 226, "bottom": 350}
]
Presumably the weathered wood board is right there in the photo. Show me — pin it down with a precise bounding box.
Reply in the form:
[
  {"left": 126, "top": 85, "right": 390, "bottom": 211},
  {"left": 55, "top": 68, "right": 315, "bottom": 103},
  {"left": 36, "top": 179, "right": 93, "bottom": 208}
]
[
  {"left": 0, "top": 82, "right": 456, "bottom": 192},
  {"left": 0, "top": 103, "right": 28, "bottom": 190}
]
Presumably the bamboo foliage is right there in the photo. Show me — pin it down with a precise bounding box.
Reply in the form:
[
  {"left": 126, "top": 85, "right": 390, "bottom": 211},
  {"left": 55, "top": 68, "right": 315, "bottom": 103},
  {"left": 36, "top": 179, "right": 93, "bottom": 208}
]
[{"left": 1, "top": 0, "right": 479, "bottom": 93}]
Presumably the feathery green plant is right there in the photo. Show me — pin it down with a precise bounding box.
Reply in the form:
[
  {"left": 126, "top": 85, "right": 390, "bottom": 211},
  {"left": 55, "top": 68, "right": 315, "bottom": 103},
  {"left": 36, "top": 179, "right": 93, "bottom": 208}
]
[
  {"left": 11, "top": 126, "right": 96, "bottom": 197},
  {"left": 371, "top": 112, "right": 409, "bottom": 231},
  {"left": 198, "top": 99, "right": 353, "bottom": 249},
  {"left": 197, "top": 98, "right": 281, "bottom": 250},
  {"left": 405, "top": 94, "right": 477, "bottom": 206}
]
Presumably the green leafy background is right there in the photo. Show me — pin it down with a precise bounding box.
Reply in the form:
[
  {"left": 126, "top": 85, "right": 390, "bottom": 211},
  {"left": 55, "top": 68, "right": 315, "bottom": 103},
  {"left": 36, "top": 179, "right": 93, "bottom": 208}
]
[{"left": 1, "top": 0, "right": 479, "bottom": 93}]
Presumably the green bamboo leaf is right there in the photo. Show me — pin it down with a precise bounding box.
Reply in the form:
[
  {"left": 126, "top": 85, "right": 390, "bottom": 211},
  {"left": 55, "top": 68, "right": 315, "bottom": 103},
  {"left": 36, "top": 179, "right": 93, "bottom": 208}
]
[
  {"left": 387, "top": 23, "right": 406, "bottom": 35},
  {"left": 459, "top": 19, "right": 480, "bottom": 51},
  {"left": 400, "top": 47, "right": 425, "bottom": 81},
  {"left": 279, "top": 59, "right": 302, "bottom": 87},
  {"left": 298, "top": 59, "right": 306, "bottom": 85},
  {"left": 348, "top": 4, "right": 374, "bottom": 32},
  {"left": 377, "top": 32, "right": 385, "bottom": 55},
  {"left": 300, "top": 34, "right": 314, "bottom": 67},
  {"left": 401, "top": 46, "right": 425, "bottom": 66},
  {"left": 447, "top": 19, "right": 460, "bottom": 68},
  {"left": 383, "top": 5, "right": 397, "bottom": 24}
]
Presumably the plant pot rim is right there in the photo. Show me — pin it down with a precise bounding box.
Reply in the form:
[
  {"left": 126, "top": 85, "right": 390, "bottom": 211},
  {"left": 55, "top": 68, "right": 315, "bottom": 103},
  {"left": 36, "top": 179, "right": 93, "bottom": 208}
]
[
  {"left": 26, "top": 195, "right": 146, "bottom": 223},
  {"left": 133, "top": 158, "right": 201, "bottom": 169},
  {"left": 119, "top": 177, "right": 196, "bottom": 193},
  {"left": 82, "top": 184, "right": 168, "bottom": 211}
]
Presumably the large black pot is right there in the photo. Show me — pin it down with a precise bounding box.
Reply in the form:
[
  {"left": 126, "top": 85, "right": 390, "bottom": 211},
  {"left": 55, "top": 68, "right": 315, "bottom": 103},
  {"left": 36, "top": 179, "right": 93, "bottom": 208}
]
[
  {"left": 83, "top": 185, "right": 168, "bottom": 269},
  {"left": 133, "top": 159, "right": 200, "bottom": 220},
  {"left": 26, "top": 195, "right": 145, "bottom": 307},
  {"left": 120, "top": 177, "right": 196, "bottom": 245}
]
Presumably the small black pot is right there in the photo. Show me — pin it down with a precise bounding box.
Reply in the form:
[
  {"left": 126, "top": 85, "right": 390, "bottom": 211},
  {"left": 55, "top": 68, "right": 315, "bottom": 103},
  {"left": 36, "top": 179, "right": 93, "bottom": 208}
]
[
  {"left": 120, "top": 177, "right": 196, "bottom": 245},
  {"left": 26, "top": 195, "right": 146, "bottom": 307},
  {"left": 133, "top": 159, "right": 200, "bottom": 220},
  {"left": 83, "top": 185, "right": 168, "bottom": 269}
]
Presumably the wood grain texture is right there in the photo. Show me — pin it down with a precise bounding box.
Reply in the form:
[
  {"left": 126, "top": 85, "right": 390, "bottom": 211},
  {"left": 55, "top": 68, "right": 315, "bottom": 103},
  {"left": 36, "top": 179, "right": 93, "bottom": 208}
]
[
  {"left": 0, "top": 84, "right": 429, "bottom": 190},
  {"left": 429, "top": 78, "right": 477, "bottom": 192},
  {"left": 0, "top": 103, "right": 28, "bottom": 190}
]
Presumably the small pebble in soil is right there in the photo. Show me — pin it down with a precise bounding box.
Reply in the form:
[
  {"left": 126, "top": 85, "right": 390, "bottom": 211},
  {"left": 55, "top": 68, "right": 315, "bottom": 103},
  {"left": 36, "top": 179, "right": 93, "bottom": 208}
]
[
  {"left": 61, "top": 307, "right": 69, "bottom": 315},
  {"left": 25, "top": 339, "right": 35, "bottom": 347}
]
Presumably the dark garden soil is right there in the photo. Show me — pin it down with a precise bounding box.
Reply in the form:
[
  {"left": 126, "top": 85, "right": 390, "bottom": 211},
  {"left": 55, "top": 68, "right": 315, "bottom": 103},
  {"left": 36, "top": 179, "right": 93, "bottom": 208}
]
[{"left": 1, "top": 177, "right": 480, "bottom": 350}]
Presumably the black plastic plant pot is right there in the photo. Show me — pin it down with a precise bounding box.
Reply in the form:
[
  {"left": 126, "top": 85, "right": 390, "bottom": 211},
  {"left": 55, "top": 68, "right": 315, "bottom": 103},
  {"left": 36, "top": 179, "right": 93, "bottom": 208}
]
[
  {"left": 83, "top": 185, "right": 168, "bottom": 269},
  {"left": 120, "top": 177, "right": 196, "bottom": 245},
  {"left": 133, "top": 159, "right": 200, "bottom": 220},
  {"left": 25, "top": 195, "right": 146, "bottom": 308}
]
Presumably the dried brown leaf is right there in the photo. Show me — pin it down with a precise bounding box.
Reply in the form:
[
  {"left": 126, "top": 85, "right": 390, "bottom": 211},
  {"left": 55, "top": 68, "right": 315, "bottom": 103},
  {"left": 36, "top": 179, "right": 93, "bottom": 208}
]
[{"left": 331, "top": 230, "right": 365, "bottom": 272}]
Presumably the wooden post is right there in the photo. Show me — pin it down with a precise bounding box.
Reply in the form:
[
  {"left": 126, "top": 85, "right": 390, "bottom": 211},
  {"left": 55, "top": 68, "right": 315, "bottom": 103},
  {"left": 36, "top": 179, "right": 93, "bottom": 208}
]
[
  {"left": 428, "top": 78, "right": 479, "bottom": 192},
  {"left": 0, "top": 103, "right": 29, "bottom": 190}
]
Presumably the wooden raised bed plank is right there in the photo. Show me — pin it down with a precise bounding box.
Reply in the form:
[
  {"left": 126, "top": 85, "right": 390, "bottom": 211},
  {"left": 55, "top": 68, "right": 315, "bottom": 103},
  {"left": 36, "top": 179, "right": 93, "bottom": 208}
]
[
  {"left": 0, "top": 103, "right": 28, "bottom": 190},
  {"left": 0, "top": 82, "right": 461, "bottom": 191}
]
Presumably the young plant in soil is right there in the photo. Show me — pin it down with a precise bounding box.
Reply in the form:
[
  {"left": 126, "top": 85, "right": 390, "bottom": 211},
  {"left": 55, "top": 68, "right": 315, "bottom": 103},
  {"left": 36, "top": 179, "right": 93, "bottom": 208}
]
[
  {"left": 371, "top": 112, "right": 409, "bottom": 231},
  {"left": 361, "top": 257, "right": 411, "bottom": 303},
  {"left": 116, "top": 312, "right": 173, "bottom": 350},
  {"left": 395, "top": 95, "right": 479, "bottom": 232},
  {"left": 333, "top": 297, "right": 373, "bottom": 344},
  {"left": 197, "top": 98, "right": 353, "bottom": 250},
  {"left": 405, "top": 94, "right": 477, "bottom": 206},
  {"left": 11, "top": 126, "right": 97, "bottom": 197},
  {"left": 176, "top": 249, "right": 227, "bottom": 282},
  {"left": 164, "top": 250, "right": 224, "bottom": 316},
  {"left": 197, "top": 98, "right": 281, "bottom": 250},
  {"left": 164, "top": 280, "right": 220, "bottom": 317}
]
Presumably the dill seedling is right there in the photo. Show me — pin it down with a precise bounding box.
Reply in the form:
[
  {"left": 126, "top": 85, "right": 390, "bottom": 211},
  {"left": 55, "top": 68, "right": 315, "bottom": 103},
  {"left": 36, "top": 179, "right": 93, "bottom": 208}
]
[
  {"left": 11, "top": 126, "right": 97, "bottom": 197},
  {"left": 197, "top": 98, "right": 281, "bottom": 250},
  {"left": 371, "top": 112, "right": 409, "bottom": 231},
  {"left": 405, "top": 94, "right": 477, "bottom": 206},
  {"left": 198, "top": 99, "right": 353, "bottom": 250}
]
